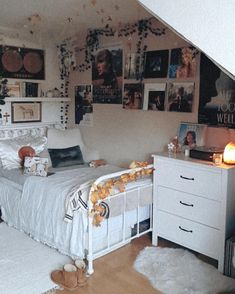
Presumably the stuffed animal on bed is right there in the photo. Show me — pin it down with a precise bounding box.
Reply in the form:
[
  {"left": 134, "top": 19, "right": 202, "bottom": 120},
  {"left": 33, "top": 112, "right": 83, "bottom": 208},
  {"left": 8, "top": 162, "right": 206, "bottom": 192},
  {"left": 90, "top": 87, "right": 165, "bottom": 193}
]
[{"left": 89, "top": 159, "right": 107, "bottom": 168}]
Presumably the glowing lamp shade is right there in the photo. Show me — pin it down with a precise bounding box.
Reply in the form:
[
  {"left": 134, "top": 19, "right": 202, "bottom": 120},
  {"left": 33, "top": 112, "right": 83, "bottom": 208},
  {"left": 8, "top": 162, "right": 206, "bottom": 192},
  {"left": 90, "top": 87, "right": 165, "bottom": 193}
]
[{"left": 223, "top": 142, "right": 235, "bottom": 164}]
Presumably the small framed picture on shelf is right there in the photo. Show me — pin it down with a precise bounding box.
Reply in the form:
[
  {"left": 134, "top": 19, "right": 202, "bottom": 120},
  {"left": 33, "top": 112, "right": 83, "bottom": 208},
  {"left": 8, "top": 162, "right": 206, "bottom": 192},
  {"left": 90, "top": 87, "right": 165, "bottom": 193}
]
[
  {"left": 11, "top": 102, "right": 41, "bottom": 123},
  {"left": 177, "top": 122, "right": 207, "bottom": 150},
  {"left": 7, "top": 83, "right": 20, "bottom": 97},
  {"left": 143, "top": 50, "right": 169, "bottom": 78}
]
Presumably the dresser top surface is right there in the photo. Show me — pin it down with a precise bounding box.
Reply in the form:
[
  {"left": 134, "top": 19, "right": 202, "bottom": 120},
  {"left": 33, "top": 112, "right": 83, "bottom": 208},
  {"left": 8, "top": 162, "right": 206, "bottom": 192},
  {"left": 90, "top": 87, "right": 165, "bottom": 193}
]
[{"left": 152, "top": 152, "right": 235, "bottom": 170}]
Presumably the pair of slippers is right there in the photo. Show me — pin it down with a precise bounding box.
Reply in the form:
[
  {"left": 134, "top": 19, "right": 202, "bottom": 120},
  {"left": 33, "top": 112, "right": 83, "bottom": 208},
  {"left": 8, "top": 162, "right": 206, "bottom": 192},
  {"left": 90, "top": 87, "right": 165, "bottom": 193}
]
[{"left": 51, "top": 259, "right": 87, "bottom": 291}]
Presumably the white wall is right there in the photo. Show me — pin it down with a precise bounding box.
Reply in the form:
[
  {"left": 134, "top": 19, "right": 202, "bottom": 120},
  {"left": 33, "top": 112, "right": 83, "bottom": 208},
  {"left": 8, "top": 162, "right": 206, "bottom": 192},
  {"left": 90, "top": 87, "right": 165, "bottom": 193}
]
[
  {"left": 0, "top": 35, "right": 62, "bottom": 125},
  {"left": 138, "top": 0, "right": 235, "bottom": 80},
  {"left": 68, "top": 19, "right": 199, "bottom": 167}
]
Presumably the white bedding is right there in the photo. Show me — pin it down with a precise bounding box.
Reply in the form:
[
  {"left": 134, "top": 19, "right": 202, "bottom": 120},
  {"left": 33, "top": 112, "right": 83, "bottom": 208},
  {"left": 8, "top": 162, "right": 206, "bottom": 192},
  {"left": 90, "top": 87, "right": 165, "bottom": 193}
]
[{"left": 0, "top": 164, "right": 152, "bottom": 260}]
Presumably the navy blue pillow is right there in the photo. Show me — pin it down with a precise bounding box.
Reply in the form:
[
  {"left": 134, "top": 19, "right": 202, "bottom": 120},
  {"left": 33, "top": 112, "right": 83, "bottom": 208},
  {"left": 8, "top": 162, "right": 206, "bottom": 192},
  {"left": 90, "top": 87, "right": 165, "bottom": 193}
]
[{"left": 48, "top": 145, "right": 84, "bottom": 168}]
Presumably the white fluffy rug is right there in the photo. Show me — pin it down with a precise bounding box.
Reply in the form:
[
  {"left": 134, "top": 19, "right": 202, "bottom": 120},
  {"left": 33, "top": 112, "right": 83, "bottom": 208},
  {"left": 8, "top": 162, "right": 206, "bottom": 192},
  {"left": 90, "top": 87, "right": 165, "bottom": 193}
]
[
  {"left": 0, "top": 223, "right": 71, "bottom": 294},
  {"left": 134, "top": 246, "right": 235, "bottom": 294}
]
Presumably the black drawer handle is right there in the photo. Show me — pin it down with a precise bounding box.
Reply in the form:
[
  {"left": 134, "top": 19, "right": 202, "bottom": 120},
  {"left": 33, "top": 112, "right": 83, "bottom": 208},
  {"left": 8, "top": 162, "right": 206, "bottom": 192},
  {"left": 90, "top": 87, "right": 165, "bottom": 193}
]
[
  {"left": 179, "top": 226, "right": 193, "bottom": 233},
  {"left": 180, "top": 201, "right": 194, "bottom": 207},
  {"left": 180, "top": 175, "right": 194, "bottom": 181}
]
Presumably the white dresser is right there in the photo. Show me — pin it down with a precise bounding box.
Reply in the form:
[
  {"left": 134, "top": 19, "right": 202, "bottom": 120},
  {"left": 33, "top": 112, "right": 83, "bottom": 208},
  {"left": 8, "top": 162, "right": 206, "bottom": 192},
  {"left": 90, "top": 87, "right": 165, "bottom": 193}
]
[{"left": 152, "top": 152, "right": 235, "bottom": 272}]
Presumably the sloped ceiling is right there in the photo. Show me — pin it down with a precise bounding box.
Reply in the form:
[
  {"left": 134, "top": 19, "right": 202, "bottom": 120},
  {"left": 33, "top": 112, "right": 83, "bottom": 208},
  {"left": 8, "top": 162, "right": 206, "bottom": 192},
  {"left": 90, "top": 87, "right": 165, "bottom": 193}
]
[
  {"left": 138, "top": 0, "right": 235, "bottom": 79},
  {"left": 0, "top": 0, "right": 150, "bottom": 43}
]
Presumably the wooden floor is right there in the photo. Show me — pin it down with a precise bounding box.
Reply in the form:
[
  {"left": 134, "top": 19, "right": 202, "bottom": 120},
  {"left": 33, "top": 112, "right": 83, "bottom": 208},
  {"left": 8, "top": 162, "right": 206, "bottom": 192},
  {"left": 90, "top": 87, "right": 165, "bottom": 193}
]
[{"left": 54, "top": 233, "right": 217, "bottom": 294}]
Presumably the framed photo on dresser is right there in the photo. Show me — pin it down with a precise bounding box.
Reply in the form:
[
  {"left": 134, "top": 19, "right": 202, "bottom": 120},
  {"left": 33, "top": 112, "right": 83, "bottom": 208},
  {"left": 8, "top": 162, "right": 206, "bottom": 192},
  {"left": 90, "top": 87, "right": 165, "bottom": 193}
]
[{"left": 177, "top": 122, "right": 207, "bottom": 149}]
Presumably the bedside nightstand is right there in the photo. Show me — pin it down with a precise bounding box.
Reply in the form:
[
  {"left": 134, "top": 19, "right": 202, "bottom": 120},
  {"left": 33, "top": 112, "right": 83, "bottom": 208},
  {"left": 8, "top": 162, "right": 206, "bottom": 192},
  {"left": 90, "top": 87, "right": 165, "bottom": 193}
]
[{"left": 152, "top": 152, "right": 235, "bottom": 273}]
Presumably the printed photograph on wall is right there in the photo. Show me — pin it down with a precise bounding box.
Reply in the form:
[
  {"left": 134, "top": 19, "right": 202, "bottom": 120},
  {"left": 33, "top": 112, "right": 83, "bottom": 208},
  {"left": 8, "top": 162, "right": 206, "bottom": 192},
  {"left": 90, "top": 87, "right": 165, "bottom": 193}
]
[
  {"left": 143, "top": 50, "right": 169, "bottom": 78},
  {"left": 169, "top": 47, "right": 197, "bottom": 79},
  {"left": 124, "top": 53, "right": 143, "bottom": 80},
  {"left": 75, "top": 85, "right": 93, "bottom": 126},
  {"left": 92, "top": 46, "right": 122, "bottom": 104},
  {"left": 177, "top": 122, "right": 207, "bottom": 150},
  {"left": 123, "top": 83, "right": 143, "bottom": 109},
  {"left": 167, "top": 82, "right": 194, "bottom": 112},
  {"left": 143, "top": 83, "right": 166, "bottom": 111},
  {"left": 198, "top": 53, "right": 235, "bottom": 129},
  {"left": 11, "top": 102, "right": 41, "bottom": 123}
]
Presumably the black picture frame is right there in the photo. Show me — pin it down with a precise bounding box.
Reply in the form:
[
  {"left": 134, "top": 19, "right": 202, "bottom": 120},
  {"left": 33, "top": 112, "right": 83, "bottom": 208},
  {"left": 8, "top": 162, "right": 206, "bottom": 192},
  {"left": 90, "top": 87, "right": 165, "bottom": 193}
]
[
  {"left": 144, "top": 50, "right": 169, "bottom": 78},
  {"left": 11, "top": 102, "right": 42, "bottom": 123},
  {"left": 0, "top": 45, "right": 45, "bottom": 80}
]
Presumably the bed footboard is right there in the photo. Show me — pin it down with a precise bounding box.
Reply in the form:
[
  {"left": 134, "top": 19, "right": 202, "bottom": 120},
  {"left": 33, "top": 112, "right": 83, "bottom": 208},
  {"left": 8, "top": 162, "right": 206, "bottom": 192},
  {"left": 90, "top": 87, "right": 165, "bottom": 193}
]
[{"left": 86, "top": 165, "right": 153, "bottom": 275}]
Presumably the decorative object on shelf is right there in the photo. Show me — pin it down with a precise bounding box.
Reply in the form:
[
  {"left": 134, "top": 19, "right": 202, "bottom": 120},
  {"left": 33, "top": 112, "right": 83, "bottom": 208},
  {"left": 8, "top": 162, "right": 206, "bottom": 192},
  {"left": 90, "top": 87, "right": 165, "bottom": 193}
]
[
  {"left": 11, "top": 102, "right": 41, "bottom": 123},
  {"left": 0, "top": 78, "right": 8, "bottom": 105},
  {"left": 212, "top": 153, "right": 223, "bottom": 165},
  {"left": 167, "top": 136, "right": 181, "bottom": 153},
  {"left": 223, "top": 142, "right": 235, "bottom": 164},
  {"left": 46, "top": 90, "right": 53, "bottom": 98},
  {"left": 3, "top": 112, "right": 10, "bottom": 125},
  {"left": 0, "top": 45, "right": 45, "bottom": 80},
  {"left": 52, "top": 88, "right": 60, "bottom": 97}
]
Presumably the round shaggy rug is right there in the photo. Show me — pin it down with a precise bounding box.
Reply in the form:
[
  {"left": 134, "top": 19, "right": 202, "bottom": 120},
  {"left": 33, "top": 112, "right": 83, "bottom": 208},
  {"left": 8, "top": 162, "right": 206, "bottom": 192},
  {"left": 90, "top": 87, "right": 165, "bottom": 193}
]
[{"left": 134, "top": 246, "right": 235, "bottom": 294}]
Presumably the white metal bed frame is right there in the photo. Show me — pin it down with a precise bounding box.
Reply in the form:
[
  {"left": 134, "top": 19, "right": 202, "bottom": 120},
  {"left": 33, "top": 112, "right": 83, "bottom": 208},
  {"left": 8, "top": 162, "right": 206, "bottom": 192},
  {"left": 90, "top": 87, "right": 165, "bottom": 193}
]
[
  {"left": 87, "top": 167, "right": 153, "bottom": 274},
  {"left": 0, "top": 125, "right": 153, "bottom": 275}
]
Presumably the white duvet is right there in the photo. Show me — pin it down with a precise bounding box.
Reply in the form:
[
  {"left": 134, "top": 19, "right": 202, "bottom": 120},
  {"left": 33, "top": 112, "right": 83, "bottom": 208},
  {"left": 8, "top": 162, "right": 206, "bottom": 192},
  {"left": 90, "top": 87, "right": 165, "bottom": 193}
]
[{"left": 11, "top": 165, "right": 122, "bottom": 259}]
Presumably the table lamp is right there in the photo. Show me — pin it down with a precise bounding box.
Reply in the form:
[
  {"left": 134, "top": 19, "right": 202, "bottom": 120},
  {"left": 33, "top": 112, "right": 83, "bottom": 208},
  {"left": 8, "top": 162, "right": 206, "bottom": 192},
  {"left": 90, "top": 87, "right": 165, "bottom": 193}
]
[{"left": 223, "top": 142, "right": 235, "bottom": 164}]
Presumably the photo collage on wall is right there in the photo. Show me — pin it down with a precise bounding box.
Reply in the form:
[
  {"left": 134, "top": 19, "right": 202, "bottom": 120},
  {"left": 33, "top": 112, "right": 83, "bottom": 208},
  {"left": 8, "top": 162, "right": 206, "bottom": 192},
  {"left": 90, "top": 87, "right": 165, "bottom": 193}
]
[
  {"left": 123, "top": 46, "right": 197, "bottom": 112},
  {"left": 75, "top": 46, "right": 198, "bottom": 124}
]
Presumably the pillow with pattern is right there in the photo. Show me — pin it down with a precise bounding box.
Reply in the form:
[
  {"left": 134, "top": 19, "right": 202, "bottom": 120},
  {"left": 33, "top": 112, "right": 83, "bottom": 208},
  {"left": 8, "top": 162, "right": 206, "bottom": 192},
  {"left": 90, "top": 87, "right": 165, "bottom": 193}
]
[{"left": 24, "top": 156, "right": 49, "bottom": 177}]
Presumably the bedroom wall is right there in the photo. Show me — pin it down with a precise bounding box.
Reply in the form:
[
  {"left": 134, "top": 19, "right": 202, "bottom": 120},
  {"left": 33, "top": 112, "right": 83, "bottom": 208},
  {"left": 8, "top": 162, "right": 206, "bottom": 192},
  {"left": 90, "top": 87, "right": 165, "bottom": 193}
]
[
  {"left": 0, "top": 34, "right": 62, "bottom": 126},
  {"left": 68, "top": 18, "right": 199, "bottom": 167}
]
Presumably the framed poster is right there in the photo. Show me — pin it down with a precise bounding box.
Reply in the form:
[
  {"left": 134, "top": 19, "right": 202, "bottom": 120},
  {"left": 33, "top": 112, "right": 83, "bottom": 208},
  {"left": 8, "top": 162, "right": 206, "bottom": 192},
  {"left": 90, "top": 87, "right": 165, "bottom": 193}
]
[
  {"left": 198, "top": 53, "right": 235, "bottom": 128},
  {"left": 124, "top": 53, "right": 143, "bottom": 80},
  {"left": 167, "top": 82, "right": 194, "bottom": 112},
  {"left": 0, "top": 45, "right": 45, "bottom": 80},
  {"left": 143, "top": 83, "right": 166, "bottom": 111},
  {"left": 177, "top": 122, "right": 207, "bottom": 150},
  {"left": 11, "top": 102, "right": 41, "bottom": 123},
  {"left": 92, "top": 46, "right": 123, "bottom": 104},
  {"left": 169, "top": 47, "right": 197, "bottom": 78},
  {"left": 123, "top": 83, "right": 143, "bottom": 109},
  {"left": 75, "top": 85, "right": 93, "bottom": 126},
  {"left": 143, "top": 50, "right": 169, "bottom": 78}
]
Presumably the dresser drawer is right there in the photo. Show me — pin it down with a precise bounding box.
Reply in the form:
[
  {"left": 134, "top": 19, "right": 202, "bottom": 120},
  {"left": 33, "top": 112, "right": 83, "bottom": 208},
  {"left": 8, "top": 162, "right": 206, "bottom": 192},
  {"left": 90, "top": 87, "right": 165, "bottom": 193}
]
[
  {"left": 155, "top": 160, "right": 221, "bottom": 201},
  {"left": 157, "top": 211, "right": 220, "bottom": 259},
  {"left": 157, "top": 186, "right": 221, "bottom": 228}
]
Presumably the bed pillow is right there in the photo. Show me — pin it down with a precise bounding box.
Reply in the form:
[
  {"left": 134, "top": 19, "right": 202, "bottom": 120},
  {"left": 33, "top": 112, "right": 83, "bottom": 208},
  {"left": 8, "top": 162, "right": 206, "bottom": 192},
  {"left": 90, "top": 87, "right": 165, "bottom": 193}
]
[
  {"left": 0, "top": 135, "right": 47, "bottom": 170},
  {"left": 48, "top": 145, "right": 84, "bottom": 168},
  {"left": 47, "top": 128, "right": 100, "bottom": 163}
]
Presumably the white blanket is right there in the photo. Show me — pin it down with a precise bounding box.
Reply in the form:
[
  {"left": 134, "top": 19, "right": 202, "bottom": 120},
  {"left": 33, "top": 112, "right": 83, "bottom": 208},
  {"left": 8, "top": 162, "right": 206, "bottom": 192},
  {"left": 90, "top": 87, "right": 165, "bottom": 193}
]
[{"left": 17, "top": 165, "right": 122, "bottom": 259}]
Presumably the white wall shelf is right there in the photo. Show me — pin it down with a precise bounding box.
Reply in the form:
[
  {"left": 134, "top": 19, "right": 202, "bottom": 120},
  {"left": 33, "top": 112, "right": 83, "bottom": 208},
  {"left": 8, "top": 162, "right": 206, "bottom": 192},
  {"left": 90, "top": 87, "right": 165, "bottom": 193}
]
[{"left": 5, "top": 97, "right": 71, "bottom": 102}]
